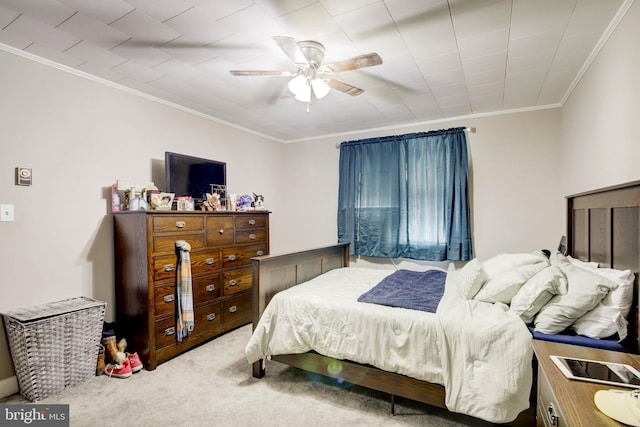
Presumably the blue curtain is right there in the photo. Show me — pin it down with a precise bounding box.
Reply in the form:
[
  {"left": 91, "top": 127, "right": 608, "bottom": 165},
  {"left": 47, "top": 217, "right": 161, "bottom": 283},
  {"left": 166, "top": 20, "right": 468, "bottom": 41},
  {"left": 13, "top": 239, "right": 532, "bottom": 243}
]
[{"left": 337, "top": 127, "right": 472, "bottom": 261}]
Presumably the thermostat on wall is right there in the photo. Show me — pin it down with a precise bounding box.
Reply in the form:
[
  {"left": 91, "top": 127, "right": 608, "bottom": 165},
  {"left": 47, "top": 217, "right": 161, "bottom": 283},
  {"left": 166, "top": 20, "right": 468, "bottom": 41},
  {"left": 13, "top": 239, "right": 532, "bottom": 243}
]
[{"left": 16, "top": 167, "right": 32, "bottom": 186}]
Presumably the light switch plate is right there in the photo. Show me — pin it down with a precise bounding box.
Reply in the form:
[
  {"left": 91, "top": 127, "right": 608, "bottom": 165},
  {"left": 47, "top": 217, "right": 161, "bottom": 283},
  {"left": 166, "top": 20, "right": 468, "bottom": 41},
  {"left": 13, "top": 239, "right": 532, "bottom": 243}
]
[{"left": 0, "top": 204, "right": 15, "bottom": 222}]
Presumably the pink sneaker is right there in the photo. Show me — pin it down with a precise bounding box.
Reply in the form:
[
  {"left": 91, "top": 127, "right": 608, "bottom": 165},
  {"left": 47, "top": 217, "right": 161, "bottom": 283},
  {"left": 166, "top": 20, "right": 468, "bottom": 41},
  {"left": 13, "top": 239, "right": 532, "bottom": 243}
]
[
  {"left": 105, "top": 358, "right": 132, "bottom": 379},
  {"left": 127, "top": 352, "right": 143, "bottom": 373}
]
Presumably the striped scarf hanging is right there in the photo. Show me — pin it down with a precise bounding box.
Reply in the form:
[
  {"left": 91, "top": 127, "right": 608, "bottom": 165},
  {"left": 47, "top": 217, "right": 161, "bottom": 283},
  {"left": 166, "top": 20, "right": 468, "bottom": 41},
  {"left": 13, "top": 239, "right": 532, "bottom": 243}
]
[{"left": 175, "top": 240, "right": 194, "bottom": 341}]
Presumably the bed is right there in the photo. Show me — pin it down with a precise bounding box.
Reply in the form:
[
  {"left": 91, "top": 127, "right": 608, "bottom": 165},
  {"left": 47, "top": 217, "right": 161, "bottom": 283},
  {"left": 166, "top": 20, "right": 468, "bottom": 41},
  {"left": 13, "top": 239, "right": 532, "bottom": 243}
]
[{"left": 247, "top": 180, "right": 640, "bottom": 426}]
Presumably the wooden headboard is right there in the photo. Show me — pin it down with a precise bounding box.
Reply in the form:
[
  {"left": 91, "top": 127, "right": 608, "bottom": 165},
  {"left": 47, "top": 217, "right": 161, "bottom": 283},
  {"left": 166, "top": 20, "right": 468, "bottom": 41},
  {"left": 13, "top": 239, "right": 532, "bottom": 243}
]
[{"left": 567, "top": 180, "right": 640, "bottom": 352}]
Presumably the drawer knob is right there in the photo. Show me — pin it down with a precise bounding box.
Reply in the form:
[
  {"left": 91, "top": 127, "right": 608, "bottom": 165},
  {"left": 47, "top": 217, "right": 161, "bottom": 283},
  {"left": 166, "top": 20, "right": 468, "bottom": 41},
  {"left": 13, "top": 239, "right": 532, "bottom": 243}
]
[
  {"left": 206, "top": 313, "right": 216, "bottom": 321},
  {"left": 228, "top": 255, "right": 237, "bottom": 261},
  {"left": 229, "top": 279, "right": 237, "bottom": 286},
  {"left": 205, "top": 258, "right": 215, "bottom": 265},
  {"left": 219, "top": 228, "right": 224, "bottom": 234},
  {"left": 165, "top": 327, "right": 176, "bottom": 336},
  {"left": 256, "top": 250, "right": 264, "bottom": 256},
  {"left": 229, "top": 305, "right": 237, "bottom": 313},
  {"left": 163, "top": 294, "right": 175, "bottom": 303},
  {"left": 547, "top": 404, "right": 558, "bottom": 426},
  {"left": 205, "top": 284, "right": 215, "bottom": 292},
  {"left": 163, "top": 264, "right": 175, "bottom": 272},
  {"left": 176, "top": 221, "right": 186, "bottom": 228},
  {"left": 248, "top": 219, "right": 256, "bottom": 226},
  {"left": 249, "top": 233, "right": 256, "bottom": 240}
]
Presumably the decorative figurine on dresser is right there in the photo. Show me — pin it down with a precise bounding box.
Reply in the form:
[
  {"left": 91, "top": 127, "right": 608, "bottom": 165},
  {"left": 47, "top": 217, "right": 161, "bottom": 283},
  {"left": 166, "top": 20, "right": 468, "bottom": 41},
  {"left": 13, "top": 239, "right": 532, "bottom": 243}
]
[{"left": 113, "top": 152, "right": 269, "bottom": 370}]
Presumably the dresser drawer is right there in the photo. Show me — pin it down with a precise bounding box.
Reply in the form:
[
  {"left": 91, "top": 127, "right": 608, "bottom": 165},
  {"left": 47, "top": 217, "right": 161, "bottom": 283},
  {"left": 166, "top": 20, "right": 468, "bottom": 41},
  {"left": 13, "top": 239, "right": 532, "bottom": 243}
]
[
  {"left": 153, "top": 233, "right": 205, "bottom": 254},
  {"left": 192, "top": 303, "right": 222, "bottom": 338},
  {"left": 155, "top": 303, "right": 222, "bottom": 349},
  {"left": 193, "top": 274, "right": 221, "bottom": 304},
  {"left": 236, "top": 215, "right": 267, "bottom": 229},
  {"left": 223, "top": 293, "right": 252, "bottom": 324},
  {"left": 235, "top": 228, "right": 266, "bottom": 244},
  {"left": 222, "top": 267, "right": 253, "bottom": 296},
  {"left": 190, "top": 251, "right": 221, "bottom": 276},
  {"left": 153, "top": 254, "right": 180, "bottom": 281},
  {"left": 153, "top": 215, "right": 203, "bottom": 233},
  {"left": 221, "top": 244, "right": 267, "bottom": 268},
  {"left": 206, "top": 216, "right": 235, "bottom": 246},
  {"left": 154, "top": 274, "right": 221, "bottom": 317},
  {"left": 153, "top": 250, "right": 219, "bottom": 281},
  {"left": 155, "top": 316, "right": 179, "bottom": 350},
  {"left": 154, "top": 284, "right": 177, "bottom": 317}
]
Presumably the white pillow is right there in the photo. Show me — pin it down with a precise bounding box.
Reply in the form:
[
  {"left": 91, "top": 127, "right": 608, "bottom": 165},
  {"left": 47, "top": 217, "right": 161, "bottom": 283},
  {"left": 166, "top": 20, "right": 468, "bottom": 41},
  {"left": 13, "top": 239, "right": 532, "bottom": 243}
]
[
  {"left": 567, "top": 255, "right": 599, "bottom": 269},
  {"left": 571, "top": 265, "right": 635, "bottom": 338},
  {"left": 474, "top": 261, "right": 548, "bottom": 304},
  {"left": 534, "top": 263, "right": 618, "bottom": 334},
  {"left": 482, "top": 251, "right": 548, "bottom": 279},
  {"left": 456, "top": 258, "right": 487, "bottom": 299},
  {"left": 509, "top": 265, "right": 567, "bottom": 323}
]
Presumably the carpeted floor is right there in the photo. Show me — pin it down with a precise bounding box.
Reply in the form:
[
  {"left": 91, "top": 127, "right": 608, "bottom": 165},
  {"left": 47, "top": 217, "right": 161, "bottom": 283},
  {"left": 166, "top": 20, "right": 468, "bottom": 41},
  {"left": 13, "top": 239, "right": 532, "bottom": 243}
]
[{"left": 1, "top": 325, "right": 497, "bottom": 426}]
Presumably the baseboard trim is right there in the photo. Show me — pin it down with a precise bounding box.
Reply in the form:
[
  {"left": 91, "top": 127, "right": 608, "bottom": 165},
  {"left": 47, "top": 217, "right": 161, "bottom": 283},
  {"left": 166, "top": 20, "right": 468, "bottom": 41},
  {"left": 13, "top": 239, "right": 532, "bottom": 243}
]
[{"left": 0, "top": 375, "right": 19, "bottom": 399}]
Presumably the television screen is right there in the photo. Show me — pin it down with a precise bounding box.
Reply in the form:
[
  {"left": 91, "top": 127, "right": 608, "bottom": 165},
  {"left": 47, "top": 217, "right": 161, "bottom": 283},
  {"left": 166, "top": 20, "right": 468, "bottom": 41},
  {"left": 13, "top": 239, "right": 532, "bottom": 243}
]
[{"left": 165, "top": 152, "right": 226, "bottom": 201}]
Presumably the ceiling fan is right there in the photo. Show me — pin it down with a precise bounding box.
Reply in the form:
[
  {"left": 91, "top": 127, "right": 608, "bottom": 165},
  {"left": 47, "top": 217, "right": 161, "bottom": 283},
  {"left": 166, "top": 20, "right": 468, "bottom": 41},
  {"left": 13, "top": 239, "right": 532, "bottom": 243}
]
[{"left": 230, "top": 36, "right": 383, "bottom": 110}]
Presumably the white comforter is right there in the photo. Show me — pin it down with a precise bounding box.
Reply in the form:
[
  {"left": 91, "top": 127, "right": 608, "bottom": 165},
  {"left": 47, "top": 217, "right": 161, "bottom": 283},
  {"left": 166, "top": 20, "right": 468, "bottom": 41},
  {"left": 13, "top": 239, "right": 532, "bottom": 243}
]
[{"left": 245, "top": 267, "right": 532, "bottom": 423}]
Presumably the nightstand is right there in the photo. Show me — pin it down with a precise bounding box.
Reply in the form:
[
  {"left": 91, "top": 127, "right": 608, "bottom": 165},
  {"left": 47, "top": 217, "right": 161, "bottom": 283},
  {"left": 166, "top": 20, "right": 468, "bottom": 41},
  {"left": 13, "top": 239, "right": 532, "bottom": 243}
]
[{"left": 533, "top": 339, "right": 640, "bottom": 426}]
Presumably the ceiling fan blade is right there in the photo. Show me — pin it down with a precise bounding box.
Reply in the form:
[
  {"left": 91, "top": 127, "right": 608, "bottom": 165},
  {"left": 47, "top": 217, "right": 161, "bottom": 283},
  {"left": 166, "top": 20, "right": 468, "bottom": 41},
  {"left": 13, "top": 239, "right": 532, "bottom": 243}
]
[
  {"left": 229, "top": 70, "right": 296, "bottom": 77},
  {"left": 322, "top": 53, "right": 382, "bottom": 73},
  {"left": 272, "top": 36, "right": 309, "bottom": 67},
  {"left": 325, "top": 79, "right": 364, "bottom": 96}
]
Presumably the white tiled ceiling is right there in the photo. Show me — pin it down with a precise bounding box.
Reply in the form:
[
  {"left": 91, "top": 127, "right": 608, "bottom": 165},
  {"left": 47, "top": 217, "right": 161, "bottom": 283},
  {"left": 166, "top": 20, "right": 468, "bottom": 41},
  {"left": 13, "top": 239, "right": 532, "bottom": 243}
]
[{"left": 0, "top": 0, "right": 632, "bottom": 142}]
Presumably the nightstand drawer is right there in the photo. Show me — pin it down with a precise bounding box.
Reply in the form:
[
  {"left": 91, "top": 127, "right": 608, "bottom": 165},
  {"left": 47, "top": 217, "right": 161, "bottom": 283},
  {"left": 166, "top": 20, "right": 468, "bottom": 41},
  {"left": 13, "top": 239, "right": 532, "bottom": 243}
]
[{"left": 537, "top": 369, "right": 564, "bottom": 427}]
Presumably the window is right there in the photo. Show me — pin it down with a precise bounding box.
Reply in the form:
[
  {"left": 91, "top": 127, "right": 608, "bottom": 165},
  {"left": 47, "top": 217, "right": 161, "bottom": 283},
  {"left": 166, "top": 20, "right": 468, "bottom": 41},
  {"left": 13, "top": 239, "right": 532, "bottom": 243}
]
[{"left": 337, "top": 127, "right": 472, "bottom": 261}]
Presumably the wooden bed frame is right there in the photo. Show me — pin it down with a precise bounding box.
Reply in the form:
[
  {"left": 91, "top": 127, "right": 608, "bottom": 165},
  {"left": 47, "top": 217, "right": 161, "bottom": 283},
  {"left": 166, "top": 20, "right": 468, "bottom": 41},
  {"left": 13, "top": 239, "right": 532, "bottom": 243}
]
[{"left": 250, "top": 180, "right": 640, "bottom": 426}]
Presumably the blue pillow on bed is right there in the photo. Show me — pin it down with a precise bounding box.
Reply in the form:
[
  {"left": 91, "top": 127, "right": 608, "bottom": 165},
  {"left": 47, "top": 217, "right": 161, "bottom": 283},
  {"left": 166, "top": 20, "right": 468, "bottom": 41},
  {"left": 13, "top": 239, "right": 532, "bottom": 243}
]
[{"left": 357, "top": 269, "right": 447, "bottom": 313}]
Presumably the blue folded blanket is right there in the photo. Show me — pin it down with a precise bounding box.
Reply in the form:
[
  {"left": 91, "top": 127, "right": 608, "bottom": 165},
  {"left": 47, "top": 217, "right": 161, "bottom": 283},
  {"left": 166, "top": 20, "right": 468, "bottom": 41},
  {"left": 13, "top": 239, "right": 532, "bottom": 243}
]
[{"left": 357, "top": 269, "right": 447, "bottom": 313}]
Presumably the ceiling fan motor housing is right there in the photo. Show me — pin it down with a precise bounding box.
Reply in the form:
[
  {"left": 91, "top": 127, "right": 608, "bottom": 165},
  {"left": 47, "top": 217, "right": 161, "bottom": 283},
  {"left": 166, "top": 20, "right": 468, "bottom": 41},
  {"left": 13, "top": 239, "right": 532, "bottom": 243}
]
[{"left": 297, "top": 40, "right": 325, "bottom": 69}]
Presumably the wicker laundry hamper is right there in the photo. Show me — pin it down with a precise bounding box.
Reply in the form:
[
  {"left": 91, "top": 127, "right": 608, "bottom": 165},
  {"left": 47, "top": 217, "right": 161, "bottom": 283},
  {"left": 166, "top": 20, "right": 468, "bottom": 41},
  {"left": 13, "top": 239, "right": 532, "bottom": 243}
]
[{"left": 2, "top": 297, "right": 106, "bottom": 401}]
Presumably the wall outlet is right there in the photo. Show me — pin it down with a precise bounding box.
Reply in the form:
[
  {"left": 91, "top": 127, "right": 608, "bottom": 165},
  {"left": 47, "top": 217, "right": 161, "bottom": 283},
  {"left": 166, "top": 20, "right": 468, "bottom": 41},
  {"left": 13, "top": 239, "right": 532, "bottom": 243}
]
[{"left": 0, "top": 204, "right": 15, "bottom": 222}]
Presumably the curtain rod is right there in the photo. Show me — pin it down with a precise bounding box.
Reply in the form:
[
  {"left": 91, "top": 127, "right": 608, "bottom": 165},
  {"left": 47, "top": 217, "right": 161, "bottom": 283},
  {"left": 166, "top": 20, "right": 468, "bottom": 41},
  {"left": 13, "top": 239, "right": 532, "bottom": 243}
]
[{"left": 335, "top": 127, "right": 476, "bottom": 148}]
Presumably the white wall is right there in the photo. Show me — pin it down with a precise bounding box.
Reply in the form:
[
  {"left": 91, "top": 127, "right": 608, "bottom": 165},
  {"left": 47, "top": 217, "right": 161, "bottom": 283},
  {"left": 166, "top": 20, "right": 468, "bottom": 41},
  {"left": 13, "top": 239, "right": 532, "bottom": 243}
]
[{"left": 560, "top": 1, "right": 640, "bottom": 195}]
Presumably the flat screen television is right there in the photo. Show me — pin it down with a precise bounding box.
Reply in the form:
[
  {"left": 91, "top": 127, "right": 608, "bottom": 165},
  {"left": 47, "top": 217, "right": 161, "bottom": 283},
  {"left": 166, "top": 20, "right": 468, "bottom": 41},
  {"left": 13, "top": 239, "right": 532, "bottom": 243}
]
[{"left": 165, "top": 152, "right": 226, "bottom": 202}]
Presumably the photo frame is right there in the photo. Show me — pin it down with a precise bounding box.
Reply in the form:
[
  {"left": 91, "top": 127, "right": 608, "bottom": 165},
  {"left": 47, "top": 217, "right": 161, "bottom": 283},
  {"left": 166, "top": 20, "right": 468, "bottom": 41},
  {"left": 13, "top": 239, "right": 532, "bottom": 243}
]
[{"left": 150, "top": 192, "right": 174, "bottom": 210}]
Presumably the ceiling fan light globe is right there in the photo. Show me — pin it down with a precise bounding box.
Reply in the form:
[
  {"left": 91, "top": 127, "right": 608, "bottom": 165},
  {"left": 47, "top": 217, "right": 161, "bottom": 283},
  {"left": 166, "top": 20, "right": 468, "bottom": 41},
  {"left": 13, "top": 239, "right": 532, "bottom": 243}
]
[
  {"left": 294, "top": 90, "right": 311, "bottom": 103},
  {"left": 288, "top": 75, "right": 308, "bottom": 96},
  {"left": 312, "top": 78, "right": 331, "bottom": 99}
]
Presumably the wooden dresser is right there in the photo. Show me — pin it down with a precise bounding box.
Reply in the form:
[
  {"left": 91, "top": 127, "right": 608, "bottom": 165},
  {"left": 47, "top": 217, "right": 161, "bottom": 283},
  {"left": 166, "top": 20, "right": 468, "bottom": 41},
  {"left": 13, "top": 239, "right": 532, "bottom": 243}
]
[
  {"left": 533, "top": 339, "right": 640, "bottom": 426},
  {"left": 113, "top": 210, "right": 269, "bottom": 370}
]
